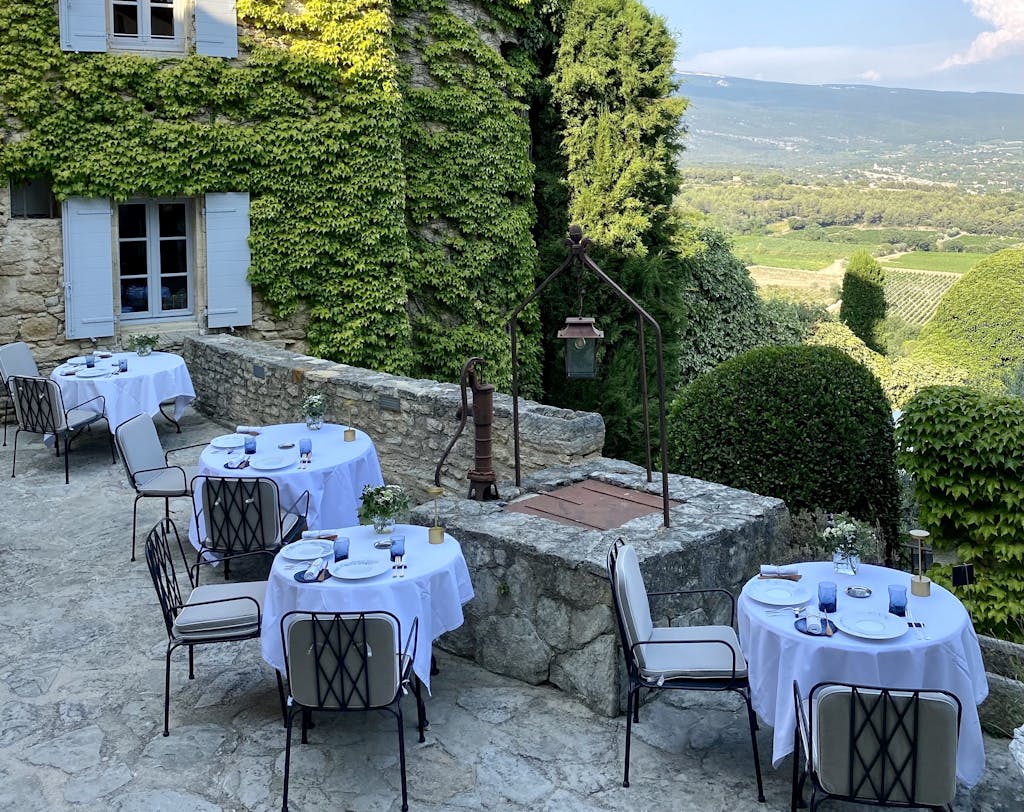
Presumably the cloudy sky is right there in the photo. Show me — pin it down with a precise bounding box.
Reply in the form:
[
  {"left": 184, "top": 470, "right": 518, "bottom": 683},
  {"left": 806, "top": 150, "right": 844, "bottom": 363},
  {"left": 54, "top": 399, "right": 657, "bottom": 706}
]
[{"left": 644, "top": 0, "right": 1024, "bottom": 94}]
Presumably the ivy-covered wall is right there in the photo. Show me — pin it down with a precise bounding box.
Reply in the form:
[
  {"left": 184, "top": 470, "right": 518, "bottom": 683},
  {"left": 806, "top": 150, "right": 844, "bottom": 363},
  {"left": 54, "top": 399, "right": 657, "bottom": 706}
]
[{"left": 0, "top": 0, "right": 539, "bottom": 382}]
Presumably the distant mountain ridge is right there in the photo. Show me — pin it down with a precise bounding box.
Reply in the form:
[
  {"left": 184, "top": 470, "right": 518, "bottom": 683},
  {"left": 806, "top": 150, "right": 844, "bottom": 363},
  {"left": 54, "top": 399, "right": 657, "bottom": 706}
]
[{"left": 676, "top": 72, "right": 1024, "bottom": 188}]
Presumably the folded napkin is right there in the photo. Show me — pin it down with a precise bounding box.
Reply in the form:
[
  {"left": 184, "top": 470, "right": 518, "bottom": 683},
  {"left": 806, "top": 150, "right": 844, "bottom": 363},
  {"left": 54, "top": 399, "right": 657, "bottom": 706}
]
[
  {"left": 301, "top": 529, "right": 339, "bottom": 540},
  {"left": 303, "top": 557, "right": 326, "bottom": 581},
  {"left": 235, "top": 425, "right": 261, "bottom": 435},
  {"left": 760, "top": 565, "right": 799, "bottom": 577},
  {"left": 805, "top": 606, "right": 822, "bottom": 635}
]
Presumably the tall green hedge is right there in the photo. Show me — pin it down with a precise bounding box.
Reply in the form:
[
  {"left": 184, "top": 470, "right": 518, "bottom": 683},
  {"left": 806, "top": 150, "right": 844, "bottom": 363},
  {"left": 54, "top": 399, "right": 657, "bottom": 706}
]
[
  {"left": 897, "top": 385, "right": 1024, "bottom": 640},
  {"left": 839, "top": 249, "right": 886, "bottom": 352},
  {"left": 910, "top": 248, "right": 1024, "bottom": 388},
  {"left": 670, "top": 345, "right": 899, "bottom": 550}
]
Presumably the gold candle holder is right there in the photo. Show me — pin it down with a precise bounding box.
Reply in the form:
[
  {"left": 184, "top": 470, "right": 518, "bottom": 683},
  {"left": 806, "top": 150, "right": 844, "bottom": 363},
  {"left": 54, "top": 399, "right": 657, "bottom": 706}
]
[
  {"left": 427, "top": 485, "right": 445, "bottom": 544},
  {"left": 909, "top": 529, "right": 932, "bottom": 597},
  {"left": 343, "top": 399, "right": 356, "bottom": 442}
]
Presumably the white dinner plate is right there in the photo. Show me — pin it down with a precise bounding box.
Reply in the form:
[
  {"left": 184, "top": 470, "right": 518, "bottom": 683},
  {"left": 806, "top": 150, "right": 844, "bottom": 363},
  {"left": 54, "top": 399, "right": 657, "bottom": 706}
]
[
  {"left": 210, "top": 433, "right": 246, "bottom": 449},
  {"left": 746, "top": 579, "right": 813, "bottom": 607},
  {"left": 833, "top": 611, "right": 908, "bottom": 640},
  {"left": 75, "top": 367, "right": 108, "bottom": 378},
  {"left": 67, "top": 356, "right": 88, "bottom": 366},
  {"left": 249, "top": 452, "right": 296, "bottom": 471},
  {"left": 328, "top": 558, "right": 392, "bottom": 580},
  {"left": 280, "top": 540, "right": 334, "bottom": 562}
]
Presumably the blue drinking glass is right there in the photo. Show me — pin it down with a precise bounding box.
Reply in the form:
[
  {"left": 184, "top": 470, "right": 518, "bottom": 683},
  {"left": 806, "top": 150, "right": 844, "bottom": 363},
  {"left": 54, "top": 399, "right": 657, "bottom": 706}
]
[
  {"left": 244, "top": 437, "right": 257, "bottom": 455},
  {"left": 888, "top": 585, "right": 908, "bottom": 617},
  {"left": 118, "top": 358, "right": 128, "bottom": 373},
  {"left": 818, "top": 581, "right": 837, "bottom": 613},
  {"left": 85, "top": 355, "right": 95, "bottom": 368},
  {"left": 333, "top": 536, "right": 349, "bottom": 562},
  {"left": 389, "top": 534, "right": 405, "bottom": 561},
  {"left": 299, "top": 438, "right": 312, "bottom": 456}
]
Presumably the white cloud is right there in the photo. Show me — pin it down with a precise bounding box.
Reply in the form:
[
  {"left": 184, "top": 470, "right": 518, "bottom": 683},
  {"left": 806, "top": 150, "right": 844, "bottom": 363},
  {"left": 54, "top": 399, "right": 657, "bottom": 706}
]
[
  {"left": 940, "top": 0, "right": 1024, "bottom": 68},
  {"left": 859, "top": 69, "right": 882, "bottom": 82}
]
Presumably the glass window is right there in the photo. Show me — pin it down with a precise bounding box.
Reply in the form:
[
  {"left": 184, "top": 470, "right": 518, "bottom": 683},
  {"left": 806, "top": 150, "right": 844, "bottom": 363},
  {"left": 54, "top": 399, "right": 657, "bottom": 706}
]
[
  {"left": 9, "top": 178, "right": 60, "bottom": 219},
  {"left": 109, "top": 0, "right": 181, "bottom": 49},
  {"left": 118, "top": 200, "right": 192, "bottom": 319}
]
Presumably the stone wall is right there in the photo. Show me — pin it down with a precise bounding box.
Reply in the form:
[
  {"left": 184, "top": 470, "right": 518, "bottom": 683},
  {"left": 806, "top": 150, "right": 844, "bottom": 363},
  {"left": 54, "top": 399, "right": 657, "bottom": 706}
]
[
  {"left": 410, "top": 458, "right": 792, "bottom": 717},
  {"left": 182, "top": 334, "right": 605, "bottom": 501},
  {"left": 978, "top": 635, "right": 1024, "bottom": 738}
]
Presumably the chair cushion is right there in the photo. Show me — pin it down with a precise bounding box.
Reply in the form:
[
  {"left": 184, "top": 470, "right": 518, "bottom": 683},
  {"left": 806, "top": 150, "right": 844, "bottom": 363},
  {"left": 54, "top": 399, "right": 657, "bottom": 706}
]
[
  {"left": 614, "top": 545, "right": 654, "bottom": 657},
  {"left": 136, "top": 467, "right": 189, "bottom": 496},
  {"left": 639, "top": 625, "right": 748, "bottom": 681},
  {"left": 810, "top": 685, "right": 959, "bottom": 806},
  {"left": 117, "top": 413, "right": 167, "bottom": 479},
  {"left": 280, "top": 511, "right": 305, "bottom": 545},
  {"left": 172, "top": 580, "right": 267, "bottom": 638},
  {"left": 65, "top": 408, "right": 105, "bottom": 432}
]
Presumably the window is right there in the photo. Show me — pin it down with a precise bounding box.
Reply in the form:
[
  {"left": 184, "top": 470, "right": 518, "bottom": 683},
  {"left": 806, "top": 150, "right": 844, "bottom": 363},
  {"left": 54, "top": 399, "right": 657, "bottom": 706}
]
[
  {"left": 9, "top": 179, "right": 60, "bottom": 219},
  {"left": 117, "top": 200, "right": 193, "bottom": 319},
  {"left": 110, "top": 0, "right": 184, "bottom": 51}
]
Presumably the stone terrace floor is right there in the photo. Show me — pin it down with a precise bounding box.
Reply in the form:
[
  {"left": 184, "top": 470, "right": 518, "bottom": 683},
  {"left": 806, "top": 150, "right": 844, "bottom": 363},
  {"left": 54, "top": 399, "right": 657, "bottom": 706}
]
[{"left": 0, "top": 410, "right": 1021, "bottom": 811}]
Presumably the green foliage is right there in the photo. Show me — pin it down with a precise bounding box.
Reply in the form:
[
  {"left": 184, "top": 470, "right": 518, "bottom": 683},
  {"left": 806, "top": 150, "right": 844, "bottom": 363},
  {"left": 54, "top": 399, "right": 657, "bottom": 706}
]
[
  {"left": 910, "top": 248, "right": 1024, "bottom": 389},
  {"left": 897, "top": 385, "right": 1024, "bottom": 640},
  {"left": 669, "top": 345, "right": 900, "bottom": 552},
  {"left": 840, "top": 249, "right": 886, "bottom": 352}
]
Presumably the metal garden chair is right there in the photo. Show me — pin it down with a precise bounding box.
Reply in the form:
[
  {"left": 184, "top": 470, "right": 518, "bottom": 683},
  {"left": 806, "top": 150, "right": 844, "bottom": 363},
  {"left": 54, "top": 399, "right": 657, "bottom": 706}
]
[{"left": 0, "top": 341, "right": 39, "bottom": 446}]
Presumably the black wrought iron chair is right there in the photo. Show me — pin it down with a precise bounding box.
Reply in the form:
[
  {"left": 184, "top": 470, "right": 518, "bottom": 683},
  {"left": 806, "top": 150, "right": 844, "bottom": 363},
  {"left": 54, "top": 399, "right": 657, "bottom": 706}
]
[
  {"left": 279, "top": 610, "right": 426, "bottom": 812},
  {"left": 115, "top": 413, "right": 206, "bottom": 561},
  {"left": 191, "top": 474, "right": 309, "bottom": 579},
  {"left": 144, "top": 517, "right": 268, "bottom": 736},
  {"left": 0, "top": 341, "right": 39, "bottom": 446},
  {"left": 607, "top": 538, "right": 764, "bottom": 802},
  {"left": 792, "top": 680, "right": 962, "bottom": 812},
  {"left": 8, "top": 374, "right": 114, "bottom": 484}
]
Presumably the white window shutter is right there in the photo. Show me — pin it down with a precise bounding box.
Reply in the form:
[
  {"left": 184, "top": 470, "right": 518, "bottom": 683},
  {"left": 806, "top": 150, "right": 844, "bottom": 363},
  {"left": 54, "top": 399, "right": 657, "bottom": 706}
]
[
  {"left": 205, "top": 192, "right": 252, "bottom": 328},
  {"left": 63, "top": 198, "right": 115, "bottom": 339},
  {"left": 59, "top": 0, "right": 108, "bottom": 53},
  {"left": 195, "top": 0, "right": 238, "bottom": 58}
]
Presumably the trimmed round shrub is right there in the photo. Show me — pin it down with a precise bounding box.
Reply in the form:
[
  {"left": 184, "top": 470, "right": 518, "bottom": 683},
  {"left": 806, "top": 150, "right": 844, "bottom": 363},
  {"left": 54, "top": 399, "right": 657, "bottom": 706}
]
[
  {"left": 910, "top": 247, "right": 1024, "bottom": 388},
  {"left": 669, "top": 345, "right": 899, "bottom": 550},
  {"left": 839, "top": 249, "right": 886, "bottom": 352}
]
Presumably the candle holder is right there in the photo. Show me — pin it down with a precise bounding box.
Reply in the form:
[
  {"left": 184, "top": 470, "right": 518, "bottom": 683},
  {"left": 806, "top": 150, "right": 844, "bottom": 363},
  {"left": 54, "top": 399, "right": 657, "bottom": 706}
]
[
  {"left": 909, "top": 529, "right": 932, "bottom": 597},
  {"left": 343, "top": 399, "right": 356, "bottom": 442},
  {"left": 427, "top": 485, "right": 445, "bottom": 544}
]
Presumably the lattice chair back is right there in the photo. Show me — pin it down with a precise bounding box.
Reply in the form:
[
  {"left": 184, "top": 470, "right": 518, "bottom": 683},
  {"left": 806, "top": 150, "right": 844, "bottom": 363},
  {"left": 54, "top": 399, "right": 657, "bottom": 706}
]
[
  {"left": 284, "top": 612, "right": 402, "bottom": 710},
  {"left": 608, "top": 541, "right": 655, "bottom": 671},
  {"left": 144, "top": 518, "right": 187, "bottom": 638},
  {"left": 198, "top": 476, "right": 282, "bottom": 556},
  {"left": 809, "top": 683, "right": 961, "bottom": 807},
  {"left": 0, "top": 342, "right": 39, "bottom": 386},
  {"left": 8, "top": 376, "right": 64, "bottom": 434},
  {"left": 115, "top": 412, "right": 167, "bottom": 486}
]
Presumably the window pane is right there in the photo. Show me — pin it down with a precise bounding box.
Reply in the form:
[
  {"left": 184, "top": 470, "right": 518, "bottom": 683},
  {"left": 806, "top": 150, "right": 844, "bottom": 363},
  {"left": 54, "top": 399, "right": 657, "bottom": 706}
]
[
  {"left": 118, "top": 204, "right": 147, "bottom": 238},
  {"left": 158, "top": 203, "right": 186, "bottom": 237},
  {"left": 112, "top": 4, "right": 139, "bottom": 36},
  {"left": 150, "top": 7, "right": 175, "bottom": 38},
  {"left": 9, "top": 179, "right": 58, "bottom": 218},
  {"left": 160, "top": 277, "right": 189, "bottom": 311},
  {"left": 159, "top": 239, "right": 187, "bottom": 276},
  {"left": 119, "top": 242, "right": 148, "bottom": 276},
  {"left": 121, "top": 280, "right": 149, "bottom": 314}
]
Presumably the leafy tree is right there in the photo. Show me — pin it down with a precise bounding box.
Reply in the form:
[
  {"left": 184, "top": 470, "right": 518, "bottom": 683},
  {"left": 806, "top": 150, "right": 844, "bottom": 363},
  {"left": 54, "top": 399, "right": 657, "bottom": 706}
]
[{"left": 840, "top": 249, "right": 886, "bottom": 352}]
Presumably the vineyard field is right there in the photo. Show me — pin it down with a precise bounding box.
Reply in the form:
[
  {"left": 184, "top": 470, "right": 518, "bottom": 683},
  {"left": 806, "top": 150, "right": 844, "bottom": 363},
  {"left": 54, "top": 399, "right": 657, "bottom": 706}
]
[
  {"left": 884, "top": 269, "right": 961, "bottom": 325},
  {"left": 880, "top": 252, "right": 983, "bottom": 273}
]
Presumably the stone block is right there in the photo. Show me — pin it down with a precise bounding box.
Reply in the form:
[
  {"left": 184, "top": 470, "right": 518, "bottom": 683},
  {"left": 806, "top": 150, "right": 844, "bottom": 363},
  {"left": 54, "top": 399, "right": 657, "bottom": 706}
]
[
  {"left": 18, "top": 314, "right": 58, "bottom": 341},
  {"left": 980, "top": 673, "right": 1024, "bottom": 738}
]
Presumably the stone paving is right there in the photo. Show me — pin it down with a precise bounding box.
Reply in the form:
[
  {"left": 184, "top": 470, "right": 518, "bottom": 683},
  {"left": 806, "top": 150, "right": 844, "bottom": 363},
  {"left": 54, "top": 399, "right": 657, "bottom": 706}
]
[{"left": 0, "top": 411, "right": 1021, "bottom": 811}]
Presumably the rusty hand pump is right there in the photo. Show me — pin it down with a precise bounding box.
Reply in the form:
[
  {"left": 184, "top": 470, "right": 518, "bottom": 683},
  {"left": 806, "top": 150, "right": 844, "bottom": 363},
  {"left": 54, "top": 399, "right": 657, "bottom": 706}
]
[{"left": 434, "top": 357, "right": 500, "bottom": 501}]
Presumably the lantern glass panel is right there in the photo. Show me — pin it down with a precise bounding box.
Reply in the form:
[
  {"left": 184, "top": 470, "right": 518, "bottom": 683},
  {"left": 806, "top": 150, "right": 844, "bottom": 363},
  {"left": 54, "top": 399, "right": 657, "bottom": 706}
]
[{"left": 565, "top": 337, "right": 598, "bottom": 378}]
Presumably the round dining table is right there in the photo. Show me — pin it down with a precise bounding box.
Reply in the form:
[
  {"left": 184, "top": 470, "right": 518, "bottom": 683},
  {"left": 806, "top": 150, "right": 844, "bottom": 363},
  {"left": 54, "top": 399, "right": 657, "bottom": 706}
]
[
  {"left": 261, "top": 524, "right": 474, "bottom": 691},
  {"left": 738, "top": 561, "right": 989, "bottom": 786},
  {"left": 188, "top": 422, "right": 384, "bottom": 548},
  {"left": 50, "top": 351, "right": 195, "bottom": 431}
]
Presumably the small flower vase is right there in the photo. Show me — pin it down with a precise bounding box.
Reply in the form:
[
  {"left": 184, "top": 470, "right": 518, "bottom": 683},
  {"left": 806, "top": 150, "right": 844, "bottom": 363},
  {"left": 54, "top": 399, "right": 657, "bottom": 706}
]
[
  {"left": 137, "top": 345, "right": 153, "bottom": 357},
  {"left": 833, "top": 550, "right": 860, "bottom": 576},
  {"left": 304, "top": 414, "right": 324, "bottom": 430},
  {"left": 372, "top": 515, "right": 395, "bottom": 534}
]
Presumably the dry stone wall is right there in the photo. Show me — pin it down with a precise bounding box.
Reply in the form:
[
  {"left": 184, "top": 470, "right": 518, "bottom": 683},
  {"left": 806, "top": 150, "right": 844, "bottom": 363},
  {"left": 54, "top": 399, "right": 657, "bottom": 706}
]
[{"left": 183, "top": 334, "right": 605, "bottom": 501}]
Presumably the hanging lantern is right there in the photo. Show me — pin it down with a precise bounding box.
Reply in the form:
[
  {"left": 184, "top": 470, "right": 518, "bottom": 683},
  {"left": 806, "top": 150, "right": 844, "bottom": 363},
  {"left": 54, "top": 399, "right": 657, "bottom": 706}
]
[{"left": 557, "top": 317, "right": 604, "bottom": 379}]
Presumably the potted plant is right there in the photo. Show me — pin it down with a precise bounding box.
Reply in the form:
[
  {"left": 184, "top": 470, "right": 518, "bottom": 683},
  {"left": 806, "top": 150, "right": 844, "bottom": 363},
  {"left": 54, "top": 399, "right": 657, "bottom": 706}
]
[
  {"left": 301, "top": 393, "right": 327, "bottom": 430},
  {"left": 358, "top": 484, "right": 410, "bottom": 534},
  {"left": 820, "top": 513, "right": 879, "bottom": 575},
  {"left": 124, "top": 333, "right": 159, "bottom": 356}
]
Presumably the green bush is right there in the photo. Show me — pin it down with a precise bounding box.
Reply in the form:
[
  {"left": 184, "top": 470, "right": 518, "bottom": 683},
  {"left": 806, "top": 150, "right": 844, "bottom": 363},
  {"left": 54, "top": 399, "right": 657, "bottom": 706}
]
[
  {"left": 669, "top": 345, "right": 900, "bottom": 551},
  {"left": 839, "top": 249, "right": 887, "bottom": 352},
  {"left": 910, "top": 248, "right": 1024, "bottom": 388},
  {"left": 897, "top": 385, "right": 1024, "bottom": 640}
]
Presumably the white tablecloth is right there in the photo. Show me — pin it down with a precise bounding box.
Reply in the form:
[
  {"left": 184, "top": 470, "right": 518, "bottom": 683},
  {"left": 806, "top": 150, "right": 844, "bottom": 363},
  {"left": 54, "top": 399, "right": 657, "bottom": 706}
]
[
  {"left": 189, "top": 422, "right": 384, "bottom": 547},
  {"left": 261, "top": 524, "right": 474, "bottom": 691},
  {"left": 738, "top": 561, "right": 989, "bottom": 786},
  {"left": 50, "top": 351, "right": 194, "bottom": 432}
]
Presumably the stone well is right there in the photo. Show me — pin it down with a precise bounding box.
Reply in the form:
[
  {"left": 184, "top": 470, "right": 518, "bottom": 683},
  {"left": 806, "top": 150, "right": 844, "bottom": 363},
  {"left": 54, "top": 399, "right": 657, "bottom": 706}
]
[{"left": 409, "top": 458, "right": 791, "bottom": 717}]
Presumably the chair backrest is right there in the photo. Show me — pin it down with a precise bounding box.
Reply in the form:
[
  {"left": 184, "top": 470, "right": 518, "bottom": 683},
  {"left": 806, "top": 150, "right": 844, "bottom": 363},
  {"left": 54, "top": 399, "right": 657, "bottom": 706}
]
[
  {"left": 0, "top": 342, "right": 39, "bottom": 385},
  {"left": 607, "top": 540, "right": 654, "bottom": 669},
  {"left": 282, "top": 611, "right": 402, "bottom": 710},
  {"left": 144, "top": 518, "right": 188, "bottom": 637},
  {"left": 195, "top": 475, "right": 283, "bottom": 555},
  {"left": 115, "top": 413, "right": 167, "bottom": 488},
  {"left": 808, "top": 682, "right": 961, "bottom": 807},
  {"left": 8, "top": 376, "right": 65, "bottom": 433}
]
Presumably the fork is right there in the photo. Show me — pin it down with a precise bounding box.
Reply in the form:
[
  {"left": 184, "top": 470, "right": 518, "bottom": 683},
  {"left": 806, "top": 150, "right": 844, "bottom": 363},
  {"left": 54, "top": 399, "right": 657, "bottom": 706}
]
[{"left": 906, "top": 605, "right": 928, "bottom": 641}]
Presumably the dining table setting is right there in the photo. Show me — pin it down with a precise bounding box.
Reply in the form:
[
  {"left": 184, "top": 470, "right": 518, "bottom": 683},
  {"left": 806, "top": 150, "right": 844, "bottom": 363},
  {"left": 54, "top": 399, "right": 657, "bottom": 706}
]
[
  {"left": 261, "top": 523, "right": 475, "bottom": 691},
  {"left": 738, "top": 560, "right": 989, "bottom": 786}
]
